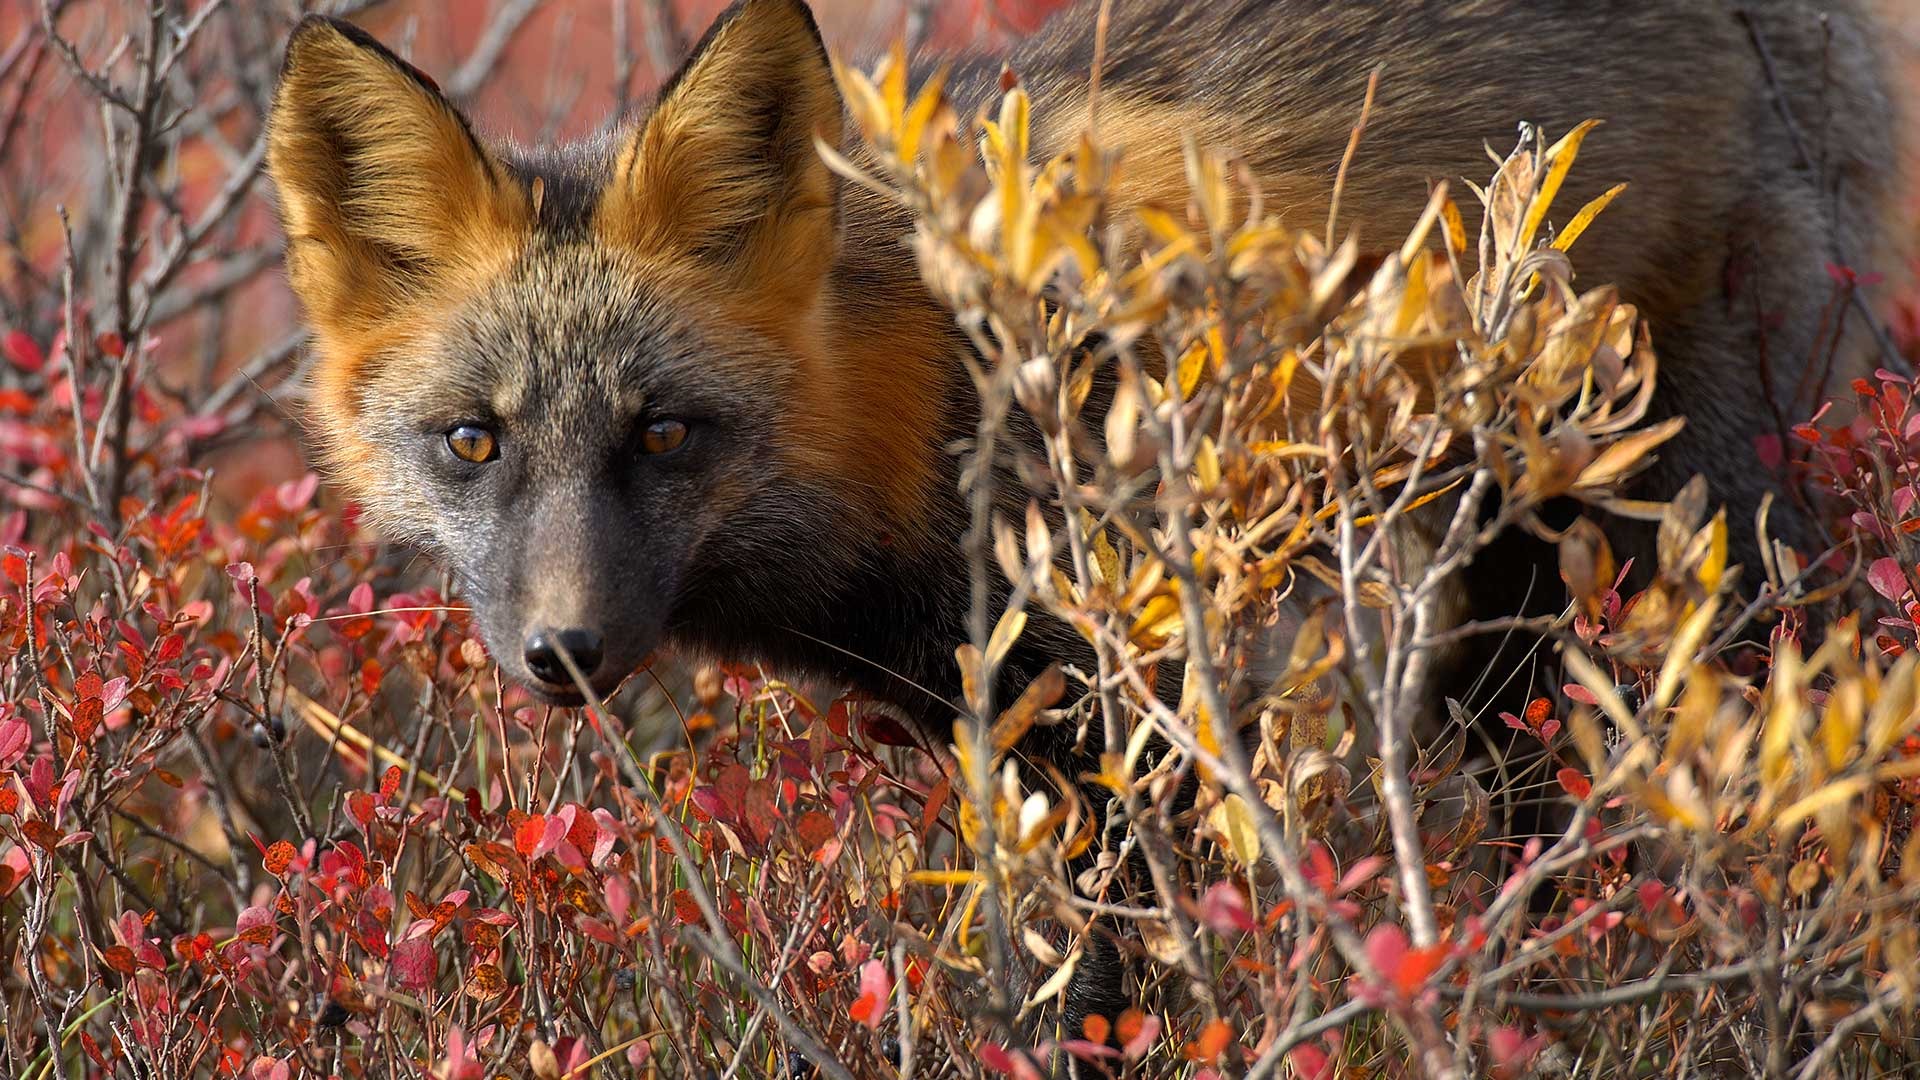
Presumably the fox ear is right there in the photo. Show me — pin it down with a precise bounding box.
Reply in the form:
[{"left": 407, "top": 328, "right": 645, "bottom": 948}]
[
  {"left": 597, "top": 0, "right": 843, "bottom": 295},
  {"left": 267, "top": 16, "right": 529, "bottom": 339}
]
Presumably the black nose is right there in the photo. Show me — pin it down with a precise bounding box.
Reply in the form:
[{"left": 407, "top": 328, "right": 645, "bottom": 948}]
[{"left": 523, "top": 628, "right": 605, "bottom": 686}]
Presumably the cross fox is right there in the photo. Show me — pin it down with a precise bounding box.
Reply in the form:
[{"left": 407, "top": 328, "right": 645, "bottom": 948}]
[{"left": 267, "top": 0, "right": 1899, "bottom": 1021}]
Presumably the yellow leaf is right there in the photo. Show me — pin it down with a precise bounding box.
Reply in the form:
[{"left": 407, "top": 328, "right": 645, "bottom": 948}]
[
  {"left": 1000, "top": 87, "right": 1029, "bottom": 166},
  {"left": 1212, "top": 794, "right": 1261, "bottom": 865},
  {"left": 1519, "top": 119, "right": 1604, "bottom": 255},
  {"left": 1574, "top": 417, "right": 1687, "bottom": 491},
  {"left": 1641, "top": 779, "right": 1708, "bottom": 832},
  {"left": 955, "top": 644, "right": 985, "bottom": 717},
  {"left": 1553, "top": 182, "right": 1629, "bottom": 254},
  {"left": 1819, "top": 678, "right": 1863, "bottom": 772},
  {"left": 879, "top": 40, "right": 907, "bottom": 132},
  {"left": 1122, "top": 717, "right": 1156, "bottom": 779},
  {"left": 1085, "top": 512, "right": 1122, "bottom": 591},
  {"left": 1129, "top": 593, "right": 1183, "bottom": 649},
  {"left": 1134, "top": 205, "right": 1191, "bottom": 248},
  {"left": 1193, "top": 436, "right": 1222, "bottom": 490},
  {"left": 985, "top": 607, "right": 1028, "bottom": 672},
  {"left": 1866, "top": 653, "right": 1919, "bottom": 759},
  {"left": 955, "top": 873, "right": 983, "bottom": 950},
  {"left": 1773, "top": 776, "right": 1868, "bottom": 833},
  {"left": 907, "top": 869, "right": 983, "bottom": 887},
  {"left": 1440, "top": 196, "right": 1468, "bottom": 256},
  {"left": 1696, "top": 510, "right": 1729, "bottom": 594},
  {"left": 1760, "top": 647, "right": 1804, "bottom": 786},
  {"left": 1176, "top": 340, "right": 1208, "bottom": 399},
  {"left": 1248, "top": 440, "right": 1327, "bottom": 460},
  {"left": 831, "top": 59, "right": 887, "bottom": 144},
  {"left": 897, "top": 65, "right": 949, "bottom": 165},
  {"left": 1653, "top": 596, "right": 1718, "bottom": 711}
]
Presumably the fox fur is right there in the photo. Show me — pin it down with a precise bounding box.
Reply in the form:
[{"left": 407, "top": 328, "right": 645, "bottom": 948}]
[{"left": 268, "top": 0, "right": 1903, "bottom": 1034}]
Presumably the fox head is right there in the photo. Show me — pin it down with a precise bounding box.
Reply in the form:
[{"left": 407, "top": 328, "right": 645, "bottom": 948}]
[{"left": 266, "top": 0, "right": 956, "bottom": 702}]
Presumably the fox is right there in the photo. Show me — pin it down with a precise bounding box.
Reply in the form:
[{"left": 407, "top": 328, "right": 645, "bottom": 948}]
[{"left": 267, "top": 0, "right": 1901, "bottom": 1035}]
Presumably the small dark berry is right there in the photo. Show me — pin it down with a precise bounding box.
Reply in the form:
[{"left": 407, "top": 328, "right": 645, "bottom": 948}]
[{"left": 1613, "top": 683, "right": 1644, "bottom": 714}]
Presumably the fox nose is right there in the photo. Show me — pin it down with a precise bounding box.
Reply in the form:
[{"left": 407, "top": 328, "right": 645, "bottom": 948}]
[{"left": 523, "top": 628, "right": 605, "bottom": 686}]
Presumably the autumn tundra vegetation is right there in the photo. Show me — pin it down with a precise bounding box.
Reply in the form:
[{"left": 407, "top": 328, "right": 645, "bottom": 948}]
[{"left": 2, "top": 1, "right": 1920, "bottom": 1078}]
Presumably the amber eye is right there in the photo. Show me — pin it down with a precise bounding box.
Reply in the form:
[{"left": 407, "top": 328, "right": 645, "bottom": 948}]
[
  {"left": 446, "top": 424, "right": 497, "bottom": 463},
  {"left": 640, "top": 418, "right": 688, "bottom": 455}
]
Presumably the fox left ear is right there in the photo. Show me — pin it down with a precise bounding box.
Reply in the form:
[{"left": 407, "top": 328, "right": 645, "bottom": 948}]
[
  {"left": 267, "top": 16, "right": 530, "bottom": 339},
  {"left": 598, "top": 0, "right": 844, "bottom": 297}
]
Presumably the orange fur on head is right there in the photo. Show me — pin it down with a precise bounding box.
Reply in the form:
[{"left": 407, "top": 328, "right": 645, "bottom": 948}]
[
  {"left": 596, "top": 0, "right": 845, "bottom": 311},
  {"left": 596, "top": 0, "right": 951, "bottom": 537},
  {"left": 266, "top": 16, "right": 531, "bottom": 423}
]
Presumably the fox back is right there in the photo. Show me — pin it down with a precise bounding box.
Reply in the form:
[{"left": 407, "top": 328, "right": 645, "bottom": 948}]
[{"left": 266, "top": 0, "right": 1899, "bottom": 719}]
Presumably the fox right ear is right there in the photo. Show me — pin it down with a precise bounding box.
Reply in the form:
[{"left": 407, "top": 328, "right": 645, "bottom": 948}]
[
  {"left": 267, "top": 16, "right": 529, "bottom": 343},
  {"left": 597, "top": 0, "right": 843, "bottom": 302}
]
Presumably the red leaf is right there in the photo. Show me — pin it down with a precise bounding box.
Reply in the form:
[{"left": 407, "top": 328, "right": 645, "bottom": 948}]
[
  {"left": 742, "top": 778, "right": 780, "bottom": 848},
  {"left": 1556, "top": 767, "right": 1593, "bottom": 800},
  {"left": 1303, "top": 841, "right": 1336, "bottom": 893},
  {"left": 390, "top": 935, "right": 437, "bottom": 991},
  {"left": 794, "top": 809, "right": 840, "bottom": 864},
  {"left": 3, "top": 330, "right": 45, "bottom": 373},
  {"left": 235, "top": 904, "right": 276, "bottom": 946},
  {"left": 848, "top": 958, "right": 890, "bottom": 1029},
  {"left": 979, "top": 1044, "right": 1016, "bottom": 1074},
  {"left": 346, "top": 792, "right": 377, "bottom": 830},
  {"left": 604, "top": 876, "right": 632, "bottom": 924},
  {"left": 1199, "top": 881, "right": 1256, "bottom": 935},
  {"left": 668, "top": 889, "right": 701, "bottom": 924},
  {"left": 564, "top": 803, "right": 598, "bottom": 854},
  {"left": 0, "top": 717, "right": 30, "bottom": 767},
  {"left": 1289, "top": 1044, "right": 1333, "bottom": 1080},
  {"left": 1562, "top": 682, "right": 1600, "bottom": 706},
  {"left": 1869, "top": 557, "right": 1909, "bottom": 601},
  {"left": 714, "top": 764, "right": 749, "bottom": 820}
]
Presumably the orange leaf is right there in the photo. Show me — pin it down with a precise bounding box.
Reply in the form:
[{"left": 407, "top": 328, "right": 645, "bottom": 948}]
[
  {"left": 514, "top": 815, "right": 547, "bottom": 857},
  {"left": 1393, "top": 943, "right": 1449, "bottom": 997},
  {"left": 1082, "top": 1014, "right": 1111, "bottom": 1045},
  {"left": 1189, "top": 1018, "right": 1232, "bottom": 1061},
  {"left": 1115, "top": 1008, "right": 1146, "bottom": 1046},
  {"left": 464, "top": 963, "right": 507, "bottom": 1001}
]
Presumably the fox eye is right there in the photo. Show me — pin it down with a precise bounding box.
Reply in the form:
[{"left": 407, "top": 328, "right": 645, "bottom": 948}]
[
  {"left": 446, "top": 424, "right": 498, "bottom": 463},
  {"left": 640, "top": 418, "right": 688, "bottom": 455}
]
